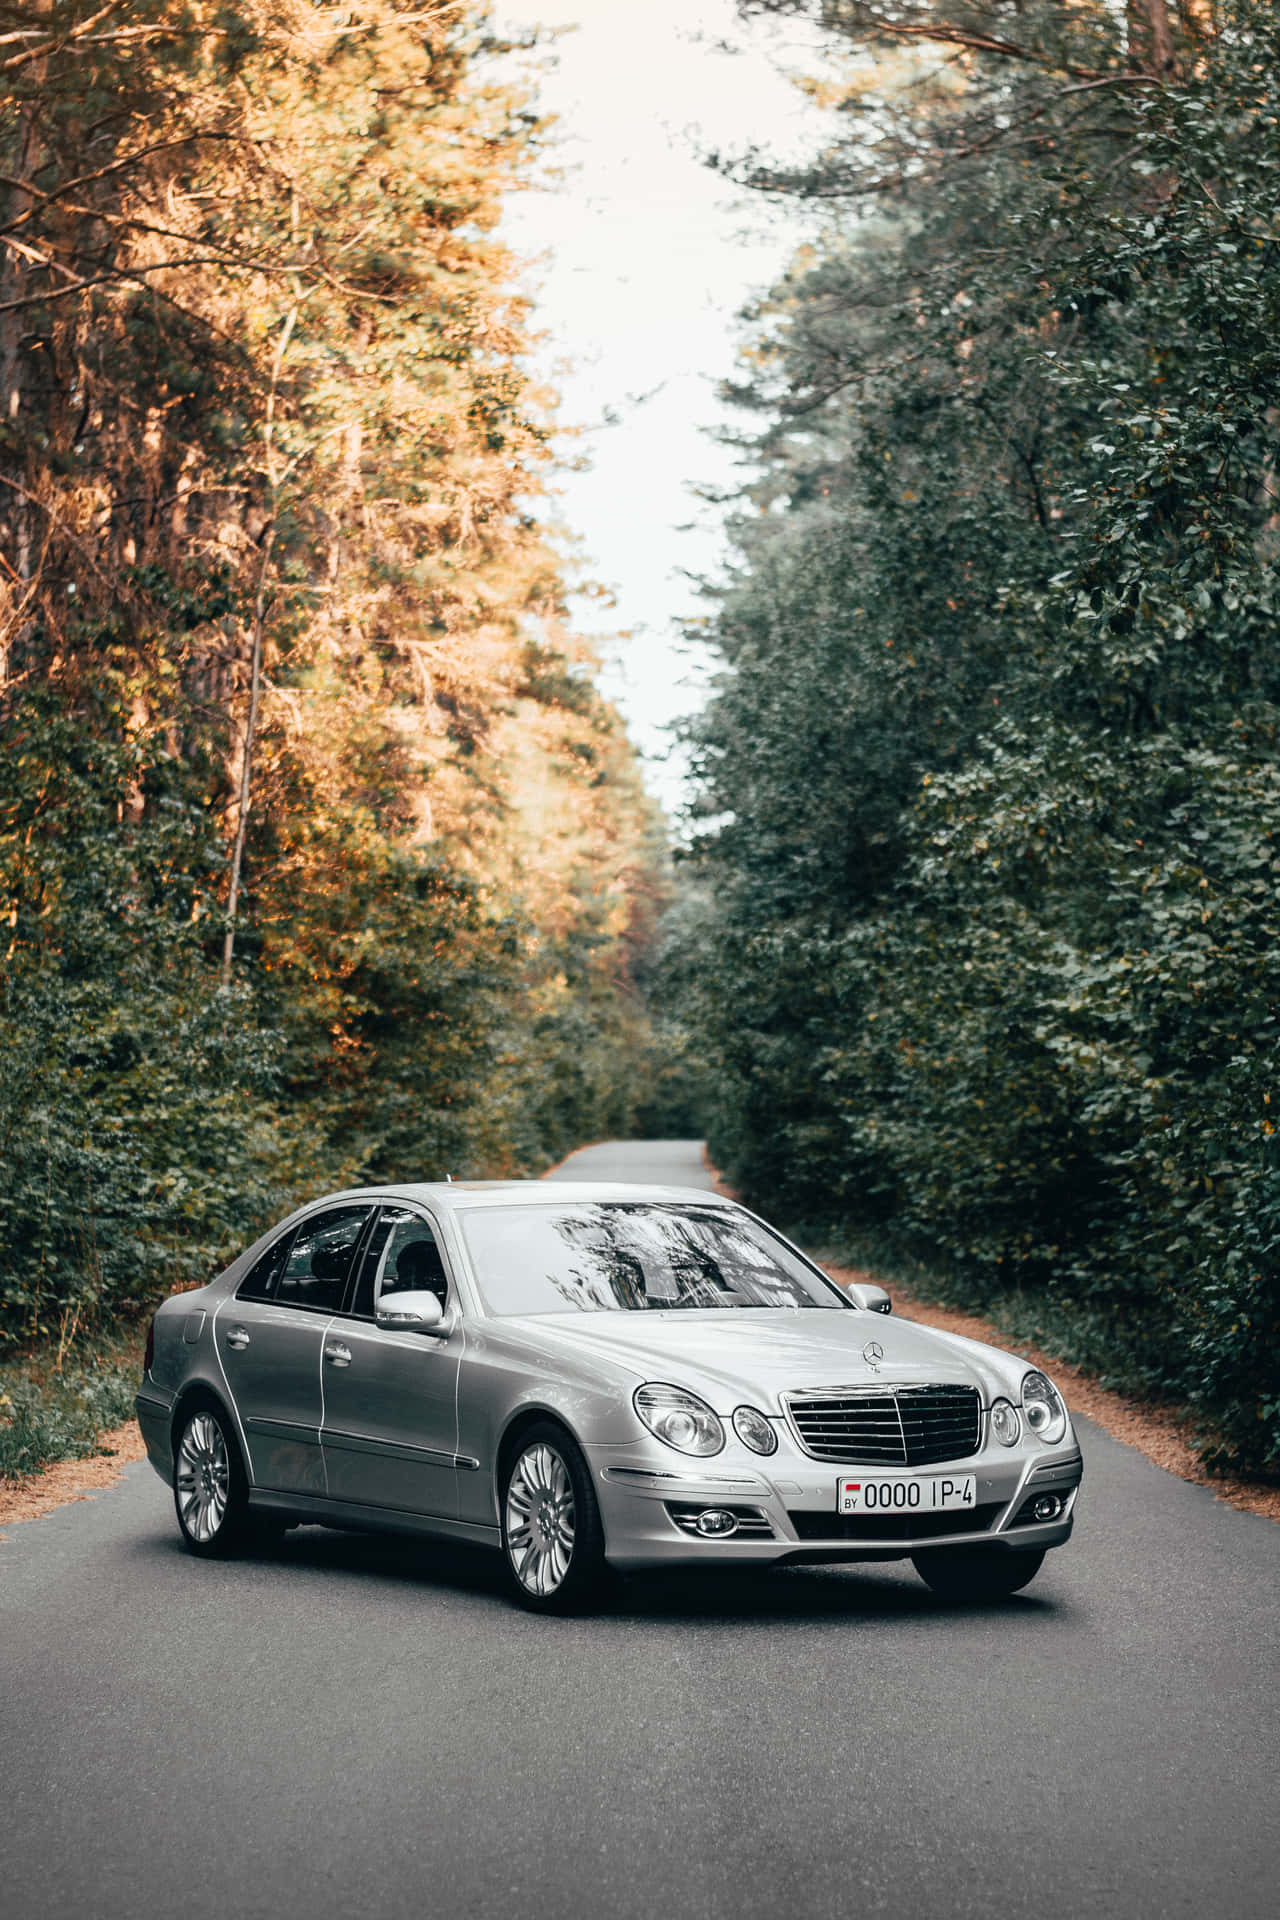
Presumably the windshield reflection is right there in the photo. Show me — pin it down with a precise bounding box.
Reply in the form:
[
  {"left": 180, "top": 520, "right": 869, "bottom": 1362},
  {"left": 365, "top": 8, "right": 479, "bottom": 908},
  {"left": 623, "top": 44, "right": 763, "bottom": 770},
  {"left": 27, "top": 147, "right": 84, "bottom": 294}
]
[{"left": 461, "top": 1203, "right": 848, "bottom": 1315}]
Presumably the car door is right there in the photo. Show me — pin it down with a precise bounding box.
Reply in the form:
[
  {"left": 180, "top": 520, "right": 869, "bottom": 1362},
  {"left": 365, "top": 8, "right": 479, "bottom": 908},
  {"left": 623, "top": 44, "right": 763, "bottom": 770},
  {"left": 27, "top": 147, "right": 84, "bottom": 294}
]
[
  {"left": 216, "top": 1204, "right": 373, "bottom": 1496},
  {"left": 320, "top": 1205, "right": 462, "bottom": 1519}
]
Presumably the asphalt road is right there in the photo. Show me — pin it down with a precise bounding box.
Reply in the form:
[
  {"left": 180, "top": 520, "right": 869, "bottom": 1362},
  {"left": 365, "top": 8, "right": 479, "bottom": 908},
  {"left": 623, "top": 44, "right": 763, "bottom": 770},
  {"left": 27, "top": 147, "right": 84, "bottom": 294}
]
[{"left": 5, "top": 1140, "right": 1279, "bottom": 1920}]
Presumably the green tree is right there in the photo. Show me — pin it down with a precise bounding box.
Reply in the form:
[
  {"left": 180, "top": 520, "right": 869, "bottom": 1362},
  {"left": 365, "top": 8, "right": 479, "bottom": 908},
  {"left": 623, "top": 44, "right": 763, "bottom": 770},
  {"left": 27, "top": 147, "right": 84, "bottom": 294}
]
[{"left": 681, "top": 0, "right": 1280, "bottom": 1466}]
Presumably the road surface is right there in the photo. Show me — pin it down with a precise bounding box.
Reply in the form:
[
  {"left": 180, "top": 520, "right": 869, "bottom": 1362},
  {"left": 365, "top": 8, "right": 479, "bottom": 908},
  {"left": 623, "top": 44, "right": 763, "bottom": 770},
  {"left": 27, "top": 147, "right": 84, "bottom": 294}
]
[{"left": 4, "top": 1141, "right": 1278, "bottom": 1920}]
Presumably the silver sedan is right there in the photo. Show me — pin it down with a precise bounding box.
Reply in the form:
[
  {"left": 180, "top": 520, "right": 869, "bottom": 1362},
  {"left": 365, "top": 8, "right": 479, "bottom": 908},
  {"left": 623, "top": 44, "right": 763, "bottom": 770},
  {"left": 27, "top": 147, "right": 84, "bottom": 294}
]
[{"left": 136, "top": 1181, "right": 1082, "bottom": 1610}]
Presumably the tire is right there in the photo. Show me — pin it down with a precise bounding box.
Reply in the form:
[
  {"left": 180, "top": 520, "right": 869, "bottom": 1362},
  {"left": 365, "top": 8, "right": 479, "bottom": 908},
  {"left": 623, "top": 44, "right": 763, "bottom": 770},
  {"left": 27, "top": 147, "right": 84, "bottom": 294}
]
[
  {"left": 173, "top": 1401, "right": 252, "bottom": 1558},
  {"left": 912, "top": 1546, "right": 1045, "bottom": 1601},
  {"left": 500, "top": 1421, "right": 607, "bottom": 1614}
]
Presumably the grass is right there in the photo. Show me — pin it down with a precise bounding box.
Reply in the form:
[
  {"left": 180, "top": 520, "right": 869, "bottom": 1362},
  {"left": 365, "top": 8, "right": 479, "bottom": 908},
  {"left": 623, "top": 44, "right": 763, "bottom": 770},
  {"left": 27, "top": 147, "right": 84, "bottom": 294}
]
[{"left": 0, "top": 1327, "right": 143, "bottom": 1481}]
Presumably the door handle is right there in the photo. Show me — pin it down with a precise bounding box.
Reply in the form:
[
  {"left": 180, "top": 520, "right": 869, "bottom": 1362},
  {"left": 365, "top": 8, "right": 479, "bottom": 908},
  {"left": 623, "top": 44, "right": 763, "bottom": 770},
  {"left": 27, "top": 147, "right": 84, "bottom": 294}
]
[
  {"left": 324, "top": 1343, "right": 352, "bottom": 1367},
  {"left": 225, "top": 1326, "right": 250, "bottom": 1350}
]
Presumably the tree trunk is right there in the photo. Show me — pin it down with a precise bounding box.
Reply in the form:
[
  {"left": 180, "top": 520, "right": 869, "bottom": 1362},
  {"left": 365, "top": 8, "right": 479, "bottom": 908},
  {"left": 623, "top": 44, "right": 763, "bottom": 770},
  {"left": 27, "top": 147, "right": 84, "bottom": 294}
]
[
  {"left": 1129, "top": 0, "right": 1177, "bottom": 73},
  {"left": 0, "top": 84, "right": 44, "bottom": 690},
  {"left": 220, "top": 528, "right": 275, "bottom": 990}
]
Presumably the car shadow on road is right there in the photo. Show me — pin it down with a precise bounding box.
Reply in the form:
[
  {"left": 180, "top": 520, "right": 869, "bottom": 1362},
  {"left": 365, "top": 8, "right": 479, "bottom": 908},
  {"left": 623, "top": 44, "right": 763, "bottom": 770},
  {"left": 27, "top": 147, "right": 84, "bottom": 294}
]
[
  {"left": 134, "top": 1523, "right": 1064, "bottom": 1627},
  {"left": 610, "top": 1566, "right": 1060, "bottom": 1627}
]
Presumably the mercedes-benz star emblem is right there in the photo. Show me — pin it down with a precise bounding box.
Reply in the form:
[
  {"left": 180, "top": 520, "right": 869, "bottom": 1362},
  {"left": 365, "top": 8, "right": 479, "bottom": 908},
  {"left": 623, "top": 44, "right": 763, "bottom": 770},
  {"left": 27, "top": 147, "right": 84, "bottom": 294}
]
[{"left": 862, "top": 1340, "right": 885, "bottom": 1367}]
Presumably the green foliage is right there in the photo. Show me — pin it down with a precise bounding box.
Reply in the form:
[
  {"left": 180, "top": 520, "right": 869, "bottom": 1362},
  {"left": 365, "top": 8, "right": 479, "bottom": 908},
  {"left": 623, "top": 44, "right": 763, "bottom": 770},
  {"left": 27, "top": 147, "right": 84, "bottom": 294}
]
[
  {"left": 0, "top": 1333, "right": 142, "bottom": 1478},
  {"left": 0, "top": 687, "right": 292, "bottom": 1341},
  {"left": 682, "top": 0, "right": 1280, "bottom": 1469}
]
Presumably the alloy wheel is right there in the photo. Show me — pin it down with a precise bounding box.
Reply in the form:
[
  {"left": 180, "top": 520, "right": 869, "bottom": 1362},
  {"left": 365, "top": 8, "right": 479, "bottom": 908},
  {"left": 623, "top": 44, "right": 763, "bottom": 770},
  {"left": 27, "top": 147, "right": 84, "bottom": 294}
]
[
  {"left": 505, "top": 1441, "right": 577, "bottom": 1598},
  {"left": 176, "top": 1411, "right": 231, "bottom": 1545}
]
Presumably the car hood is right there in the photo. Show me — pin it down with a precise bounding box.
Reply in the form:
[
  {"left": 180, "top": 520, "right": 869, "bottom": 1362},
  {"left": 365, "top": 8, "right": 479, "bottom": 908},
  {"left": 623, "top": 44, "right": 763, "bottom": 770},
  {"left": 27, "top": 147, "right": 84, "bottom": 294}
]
[{"left": 507, "top": 1308, "right": 1023, "bottom": 1410}]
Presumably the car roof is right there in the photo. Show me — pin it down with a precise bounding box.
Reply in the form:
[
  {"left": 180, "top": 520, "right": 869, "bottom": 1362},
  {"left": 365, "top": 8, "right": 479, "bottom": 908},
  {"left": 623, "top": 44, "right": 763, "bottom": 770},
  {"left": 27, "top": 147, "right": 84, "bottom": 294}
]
[{"left": 312, "top": 1181, "right": 738, "bottom": 1214}]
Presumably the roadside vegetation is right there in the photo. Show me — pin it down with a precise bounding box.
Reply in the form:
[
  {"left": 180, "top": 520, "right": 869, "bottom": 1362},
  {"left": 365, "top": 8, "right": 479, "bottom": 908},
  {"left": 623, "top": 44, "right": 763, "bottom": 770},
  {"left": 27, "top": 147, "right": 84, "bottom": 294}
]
[
  {"left": 670, "top": 0, "right": 1280, "bottom": 1473},
  {"left": 7, "top": 2, "right": 1277, "bottom": 1494},
  {"left": 0, "top": 0, "right": 672, "bottom": 1461},
  {"left": 0, "top": 1332, "right": 141, "bottom": 1480}
]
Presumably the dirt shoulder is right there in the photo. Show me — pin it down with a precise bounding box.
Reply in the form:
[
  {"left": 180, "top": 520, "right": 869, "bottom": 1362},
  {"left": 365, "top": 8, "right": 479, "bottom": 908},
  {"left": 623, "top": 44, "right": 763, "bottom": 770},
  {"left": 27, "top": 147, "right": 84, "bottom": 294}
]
[{"left": 0, "top": 1421, "right": 147, "bottom": 1534}]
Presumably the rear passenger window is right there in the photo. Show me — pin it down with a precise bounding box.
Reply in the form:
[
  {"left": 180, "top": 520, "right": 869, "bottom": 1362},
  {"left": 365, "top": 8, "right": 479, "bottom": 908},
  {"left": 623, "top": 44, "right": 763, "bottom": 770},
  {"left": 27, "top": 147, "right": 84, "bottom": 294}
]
[
  {"left": 277, "top": 1206, "right": 372, "bottom": 1313},
  {"left": 236, "top": 1232, "right": 294, "bottom": 1303}
]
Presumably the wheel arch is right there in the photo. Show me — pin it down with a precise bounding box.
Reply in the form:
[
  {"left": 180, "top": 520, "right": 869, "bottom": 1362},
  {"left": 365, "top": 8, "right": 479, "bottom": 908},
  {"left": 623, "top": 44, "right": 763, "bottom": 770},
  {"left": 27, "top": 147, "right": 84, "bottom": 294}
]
[
  {"left": 169, "top": 1380, "right": 243, "bottom": 1466},
  {"left": 495, "top": 1403, "right": 587, "bottom": 1501}
]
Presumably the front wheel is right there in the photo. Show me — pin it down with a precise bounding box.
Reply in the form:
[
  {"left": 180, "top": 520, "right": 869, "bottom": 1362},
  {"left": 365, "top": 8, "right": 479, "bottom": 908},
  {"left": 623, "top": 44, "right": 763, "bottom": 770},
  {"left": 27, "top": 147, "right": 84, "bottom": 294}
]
[
  {"left": 500, "top": 1423, "right": 607, "bottom": 1614},
  {"left": 173, "top": 1403, "right": 252, "bottom": 1557},
  {"left": 912, "top": 1546, "right": 1045, "bottom": 1601}
]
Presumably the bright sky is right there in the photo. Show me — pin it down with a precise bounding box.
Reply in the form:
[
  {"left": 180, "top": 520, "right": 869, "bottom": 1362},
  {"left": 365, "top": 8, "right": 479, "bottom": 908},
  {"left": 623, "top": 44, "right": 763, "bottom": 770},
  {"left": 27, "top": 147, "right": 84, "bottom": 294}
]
[{"left": 493, "top": 0, "right": 833, "bottom": 811}]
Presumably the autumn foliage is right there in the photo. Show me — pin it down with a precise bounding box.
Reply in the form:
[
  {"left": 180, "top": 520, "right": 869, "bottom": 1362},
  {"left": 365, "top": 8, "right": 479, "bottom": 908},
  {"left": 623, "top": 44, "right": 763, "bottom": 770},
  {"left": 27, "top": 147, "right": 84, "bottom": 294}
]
[{"left": 0, "top": 2, "right": 665, "bottom": 1346}]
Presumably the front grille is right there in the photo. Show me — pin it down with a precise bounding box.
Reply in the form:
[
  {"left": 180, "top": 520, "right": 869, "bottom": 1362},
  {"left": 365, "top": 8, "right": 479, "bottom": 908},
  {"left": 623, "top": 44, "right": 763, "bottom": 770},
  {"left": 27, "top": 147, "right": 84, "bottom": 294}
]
[
  {"left": 785, "top": 1385, "right": 982, "bottom": 1466},
  {"left": 787, "top": 1503, "right": 1002, "bottom": 1543}
]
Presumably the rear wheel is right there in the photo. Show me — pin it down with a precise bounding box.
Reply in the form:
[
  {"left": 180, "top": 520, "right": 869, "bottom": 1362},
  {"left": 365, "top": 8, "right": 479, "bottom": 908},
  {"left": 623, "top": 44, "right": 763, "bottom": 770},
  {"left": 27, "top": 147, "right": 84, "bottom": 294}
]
[
  {"left": 912, "top": 1546, "right": 1045, "bottom": 1601},
  {"left": 500, "top": 1422, "right": 606, "bottom": 1614},
  {"left": 173, "top": 1403, "right": 252, "bottom": 1558}
]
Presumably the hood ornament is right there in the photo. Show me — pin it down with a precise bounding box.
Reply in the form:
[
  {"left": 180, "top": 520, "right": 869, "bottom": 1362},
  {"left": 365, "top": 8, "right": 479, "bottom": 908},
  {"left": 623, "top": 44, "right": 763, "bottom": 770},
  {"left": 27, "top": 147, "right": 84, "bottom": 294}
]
[{"left": 862, "top": 1340, "right": 884, "bottom": 1369}]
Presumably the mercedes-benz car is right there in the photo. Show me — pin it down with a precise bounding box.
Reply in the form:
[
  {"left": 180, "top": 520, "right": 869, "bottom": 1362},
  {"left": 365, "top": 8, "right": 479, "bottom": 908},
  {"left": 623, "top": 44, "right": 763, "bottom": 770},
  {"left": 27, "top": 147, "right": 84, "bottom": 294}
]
[{"left": 136, "top": 1181, "right": 1082, "bottom": 1611}]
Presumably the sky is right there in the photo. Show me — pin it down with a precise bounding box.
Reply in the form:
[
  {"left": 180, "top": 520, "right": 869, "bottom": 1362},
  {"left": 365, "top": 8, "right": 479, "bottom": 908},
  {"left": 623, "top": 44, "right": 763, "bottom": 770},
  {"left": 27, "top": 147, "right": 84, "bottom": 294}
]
[{"left": 492, "top": 0, "right": 833, "bottom": 811}]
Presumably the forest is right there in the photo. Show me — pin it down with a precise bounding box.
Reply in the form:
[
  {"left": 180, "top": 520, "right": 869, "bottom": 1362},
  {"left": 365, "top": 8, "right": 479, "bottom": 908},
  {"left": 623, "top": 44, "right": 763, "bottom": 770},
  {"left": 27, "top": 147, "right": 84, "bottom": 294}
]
[
  {"left": 0, "top": 0, "right": 672, "bottom": 1434},
  {"left": 3, "top": 0, "right": 1278, "bottom": 1482},
  {"left": 674, "top": 0, "right": 1280, "bottom": 1471}
]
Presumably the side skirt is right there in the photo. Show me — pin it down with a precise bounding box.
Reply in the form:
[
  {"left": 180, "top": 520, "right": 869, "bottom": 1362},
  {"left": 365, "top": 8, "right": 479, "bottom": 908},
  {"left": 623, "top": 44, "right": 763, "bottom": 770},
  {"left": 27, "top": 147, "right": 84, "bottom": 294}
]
[{"left": 247, "top": 1487, "right": 499, "bottom": 1548}]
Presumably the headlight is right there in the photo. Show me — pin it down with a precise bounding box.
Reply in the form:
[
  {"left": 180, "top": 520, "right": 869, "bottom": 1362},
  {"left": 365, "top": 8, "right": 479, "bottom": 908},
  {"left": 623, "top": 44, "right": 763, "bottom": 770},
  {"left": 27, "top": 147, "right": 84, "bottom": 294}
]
[
  {"left": 732, "top": 1405, "right": 778, "bottom": 1455},
  {"left": 989, "top": 1398, "right": 1021, "bottom": 1447},
  {"left": 1021, "top": 1370, "right": 1068, "bottom": 1446},
  {"left": 634, "top": 1383, "right": 725, "bottom": 1456}
]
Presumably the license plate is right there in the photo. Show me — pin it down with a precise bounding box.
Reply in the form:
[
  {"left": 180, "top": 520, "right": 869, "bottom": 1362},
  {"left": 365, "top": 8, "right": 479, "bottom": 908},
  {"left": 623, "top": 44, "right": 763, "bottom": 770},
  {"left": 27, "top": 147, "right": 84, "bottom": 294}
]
[{"left": 837, "top": 1474, "right": 976, "bottom": 1516}]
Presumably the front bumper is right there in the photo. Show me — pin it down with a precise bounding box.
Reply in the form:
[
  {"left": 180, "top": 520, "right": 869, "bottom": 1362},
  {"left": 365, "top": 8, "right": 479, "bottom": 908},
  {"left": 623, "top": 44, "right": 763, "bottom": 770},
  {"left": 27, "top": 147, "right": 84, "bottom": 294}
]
[{"left": 589, "top": 1439, "right": 1083, "bottom": 1570}]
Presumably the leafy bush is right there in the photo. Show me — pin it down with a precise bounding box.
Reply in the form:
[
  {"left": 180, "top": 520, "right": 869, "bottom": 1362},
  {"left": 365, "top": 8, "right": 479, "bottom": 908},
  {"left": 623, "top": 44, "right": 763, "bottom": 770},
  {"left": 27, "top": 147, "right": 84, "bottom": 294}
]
[{"left": 0, "top": 1337, "right": 141, "bottom": 1479}]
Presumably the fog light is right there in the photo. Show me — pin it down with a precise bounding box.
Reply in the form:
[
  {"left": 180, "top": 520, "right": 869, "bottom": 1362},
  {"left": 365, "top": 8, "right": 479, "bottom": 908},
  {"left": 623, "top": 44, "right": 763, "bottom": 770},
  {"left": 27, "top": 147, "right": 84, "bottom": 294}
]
[
  {"left": 695, "top": 1508, "right": 738, "bottom": 1537},
  {"left": 1032, "top": 1493, "right": 1064, "bottom": 1521}
]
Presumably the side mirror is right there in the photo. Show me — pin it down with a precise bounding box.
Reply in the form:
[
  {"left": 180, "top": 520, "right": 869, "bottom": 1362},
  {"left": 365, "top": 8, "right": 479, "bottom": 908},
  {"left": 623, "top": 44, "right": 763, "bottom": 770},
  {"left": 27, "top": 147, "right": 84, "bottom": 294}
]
[
  {"left": 376, "top": 1289, "right": 446, "bottom": 1334},
  {"left": 846, "top": 1282, "right": 892, "bottom": 1315}
]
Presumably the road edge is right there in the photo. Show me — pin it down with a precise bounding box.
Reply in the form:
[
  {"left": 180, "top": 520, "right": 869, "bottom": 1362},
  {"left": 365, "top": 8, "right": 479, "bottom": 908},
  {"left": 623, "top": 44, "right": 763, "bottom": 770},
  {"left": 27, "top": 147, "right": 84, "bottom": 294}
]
[
  {"left": 8, "top": 1145, "right": 1276, "bottom": 1531},
  {"left": 0, "top": 1420, "right": 148, "bottom": 1536}
]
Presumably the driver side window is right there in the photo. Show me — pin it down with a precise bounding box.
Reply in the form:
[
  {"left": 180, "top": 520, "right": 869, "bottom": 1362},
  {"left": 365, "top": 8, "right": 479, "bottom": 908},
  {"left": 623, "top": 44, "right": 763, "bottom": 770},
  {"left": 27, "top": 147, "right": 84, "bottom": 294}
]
[{"left": 350, "top": 1207, "right": 449, "bottom": 1319}]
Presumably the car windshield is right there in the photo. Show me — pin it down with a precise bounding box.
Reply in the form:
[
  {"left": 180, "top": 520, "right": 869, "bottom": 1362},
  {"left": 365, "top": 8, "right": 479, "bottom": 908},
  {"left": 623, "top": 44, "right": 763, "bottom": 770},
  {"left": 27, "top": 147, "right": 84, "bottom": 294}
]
[{"left": 460, "top": 1202, "right": 849, "bottom": 1315}]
